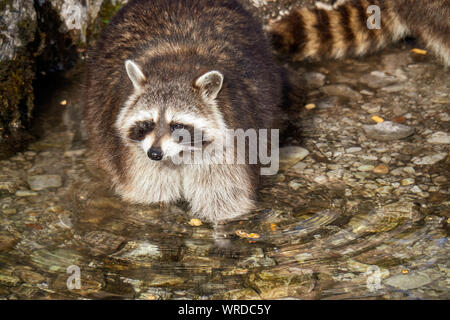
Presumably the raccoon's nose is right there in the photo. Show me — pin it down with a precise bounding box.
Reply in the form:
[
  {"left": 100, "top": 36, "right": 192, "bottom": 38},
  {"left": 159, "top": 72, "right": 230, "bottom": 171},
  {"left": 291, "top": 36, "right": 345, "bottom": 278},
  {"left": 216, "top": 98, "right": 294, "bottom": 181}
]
[{"left": 147, "top": 147, "right": 163, "bottom": 161}]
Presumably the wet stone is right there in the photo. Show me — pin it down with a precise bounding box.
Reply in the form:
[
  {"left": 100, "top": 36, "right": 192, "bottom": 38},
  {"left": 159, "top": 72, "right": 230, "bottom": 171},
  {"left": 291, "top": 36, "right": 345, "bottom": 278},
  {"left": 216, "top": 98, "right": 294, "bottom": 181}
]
[
  {"left": 15, "top": 190, "right": 38, "bottom": 197},
  {"left": 279, "top": 146, "right": 310, "bottom": 170},
  {"left": 412, "top": 153, "right": 447, "bottom": 165},
  {"left": 385, "top": 272, "right": 432, "bottom": 290},
  {"left": 30, "top": 249, "right": 83, "bottom": 273},
  {"left": 15, "top": 270, "right": 46, "bottom": 284},
  {"left": 363, "top": 121, "right": 415, "bottom": 141},
  {"left": 359, "top": 71, "right": 399, "bottom": 89},
  {"left": 427, "top": 132, "right": 450, "bottom": 144},
  {"left": 110, "top": 241, "right": 162, "bottom": 262},
  {"left": 0, "top": 234, "right": 18, "bottom": 252},
  {"left": 75, "top": 231, "right": 127, "bottom": 255},
  {"left": 320, "top": 84, "right": 362, "bottom": 101},
  {"left": 302, "top": 72, "right": 326, "bottom": 89},
  {"left": 28, "top": 175, "right": 63, "bottom": 191}
]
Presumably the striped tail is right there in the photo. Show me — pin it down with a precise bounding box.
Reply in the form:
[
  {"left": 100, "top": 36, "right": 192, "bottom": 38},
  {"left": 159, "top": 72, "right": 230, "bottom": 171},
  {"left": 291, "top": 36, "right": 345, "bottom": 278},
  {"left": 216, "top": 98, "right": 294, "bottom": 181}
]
[{"left": 269, "top": 0, "right": 410, "bottom": 62}]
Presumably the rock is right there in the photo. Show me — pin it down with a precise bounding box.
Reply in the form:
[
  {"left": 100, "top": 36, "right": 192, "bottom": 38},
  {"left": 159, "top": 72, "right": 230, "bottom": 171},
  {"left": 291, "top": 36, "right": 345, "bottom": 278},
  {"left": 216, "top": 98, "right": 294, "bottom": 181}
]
[
  {"left": 279, "top": 146, "right": 310, "bottom": 169},
  {"left": 385, "top": 272, "right": 431, "bottom": 290},
  {"left": 346, "top": 147, "right": 362, "bottom": 153},
  {"left": 361, "top": 103, "right": 381, "bottom": 114},
  {"left": 412, "top": 153, "right": 447, "bottom": 165},
  {"left": 401, "top": 178, "right": 415, "bottom": 186},
  {"left": 359, "top": 71, "right": 399, "bottom": 89},
  {"left": 75, "top": 231, "right": 126, "bottom": 255},
  {"left": 16, "top": 270, "right": 46, "bottom": 284},
  {"left": 302, "top": 72, "right": 326, "bottom": 89},
  {"left": 0, "top": 181, "right": 16, "bottom": 193},
  {"left": 314, "top": 175, "right": 328, "bottom": 184},
  {"left": 2, "top": 208, "right": 17, "bottom": 215},
  {"left": 363, "top": 121, "right": 415, "bottom": 141},
  {"left": 320, "top": 84, "right": 363, "bottom": 101},
  {"left": 288, "top": 181, "right": 302, "bottom": 190},
  {"left": 373, "top": 164, "right": 389, "bottom": 174},
  {"left": 381, "top": 84, "right": 408, "bottom": 93},
  {"left": 0, "top": 234, "right": 18, "bottom": 252},
  {"left": 31, "top": 248, "right": 83, "bottom": 272},
  {"left": 39, "top": 0, "right": 128, "bottom": 44},
  {"left": 28, "top": 175, "right": 63, "bottom": 190},
  {"left": 15, "top": 190, "right": 38, "bottom": 197},
  {"left": 111, "top": 241, "right": 162, "bottom": 262},
  {"left": 427, "top": 132, "right": 450, "bottom": 144},
  {"left": 358, "top": 165, "right": 375, "bottom": 172},
  {"left": 1, "top": 0, "right": 128, "bottom": 157},
  {"left": 318, "top": 97, "right": 340, "bottom": 110},
  {"left": 0, "top": 0, "right": 37, "bottom": 157},
  {"left": 147, "top": 274, "right": 185, "bottom": 287}
]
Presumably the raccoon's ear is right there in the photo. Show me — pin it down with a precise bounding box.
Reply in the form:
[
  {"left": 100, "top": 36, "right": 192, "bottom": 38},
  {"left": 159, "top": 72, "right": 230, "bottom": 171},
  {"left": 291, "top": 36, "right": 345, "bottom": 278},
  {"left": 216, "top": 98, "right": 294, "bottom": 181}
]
[
  {"left": 194, "top": 70, "right": 223, "bottom": 101},
  {"left": 125, "top": 60, "right": 146, "bottom": 90}
]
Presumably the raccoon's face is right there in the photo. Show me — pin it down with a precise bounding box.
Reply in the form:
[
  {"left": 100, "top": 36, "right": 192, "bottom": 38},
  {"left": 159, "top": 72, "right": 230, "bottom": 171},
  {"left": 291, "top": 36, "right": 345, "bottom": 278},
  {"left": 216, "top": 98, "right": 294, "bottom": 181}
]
[{"left": 115, "top": 60, "right": 226, "bottom": 163}]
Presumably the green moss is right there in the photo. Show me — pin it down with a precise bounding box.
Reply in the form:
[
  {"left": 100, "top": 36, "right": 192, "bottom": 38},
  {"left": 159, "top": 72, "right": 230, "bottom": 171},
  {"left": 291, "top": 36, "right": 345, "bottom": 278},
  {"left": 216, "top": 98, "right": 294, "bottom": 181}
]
[
  {"left": 0, "top": 15, "right": 36, "bottom": 156},
  {"left": 0, "top": 53, "right": 35, "bottom": 129},
  {"left": 87, "top": 0, "right": 124, "bottom": 44},
  {"left": 0, "top": 0, "right": 14, "bottom": 12}
]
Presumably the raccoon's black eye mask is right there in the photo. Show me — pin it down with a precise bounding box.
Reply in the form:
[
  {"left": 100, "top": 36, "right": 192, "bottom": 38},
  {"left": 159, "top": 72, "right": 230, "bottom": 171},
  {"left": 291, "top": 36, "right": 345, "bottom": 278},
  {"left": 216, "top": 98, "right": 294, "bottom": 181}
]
[{"left": 128, "top": 120, "right": 155, "bottom": 141}]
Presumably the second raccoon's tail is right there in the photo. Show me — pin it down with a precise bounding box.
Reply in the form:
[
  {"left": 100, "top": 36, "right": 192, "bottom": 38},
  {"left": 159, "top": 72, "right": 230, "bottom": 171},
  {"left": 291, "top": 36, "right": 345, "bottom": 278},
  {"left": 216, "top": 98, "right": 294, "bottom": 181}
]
[{"left": 269, "top": 0, "right": 409, "bottom": 61}]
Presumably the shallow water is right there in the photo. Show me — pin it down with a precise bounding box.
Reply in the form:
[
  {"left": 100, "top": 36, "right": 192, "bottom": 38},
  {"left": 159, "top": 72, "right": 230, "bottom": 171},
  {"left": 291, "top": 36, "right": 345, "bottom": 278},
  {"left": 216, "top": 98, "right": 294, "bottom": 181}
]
[{"left": 0, "top": 47, "right": 448, "bottom": 299}]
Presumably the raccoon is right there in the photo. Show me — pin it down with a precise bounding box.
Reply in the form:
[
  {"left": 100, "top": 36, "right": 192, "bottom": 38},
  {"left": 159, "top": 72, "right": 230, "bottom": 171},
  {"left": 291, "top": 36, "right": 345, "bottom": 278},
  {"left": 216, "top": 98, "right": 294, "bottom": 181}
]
[
  {"left": 84, "top": 0, "right": 283, "bottom": 223},
  {"left": 270, "top": 0, "right": 450, "bottom": 65}
]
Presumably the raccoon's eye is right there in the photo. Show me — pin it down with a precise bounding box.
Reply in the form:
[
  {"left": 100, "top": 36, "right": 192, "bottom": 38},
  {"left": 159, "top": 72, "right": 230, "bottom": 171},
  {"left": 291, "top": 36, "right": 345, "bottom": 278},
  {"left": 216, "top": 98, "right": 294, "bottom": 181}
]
[
  {"left": 128, "top": 121, "right": 154, "bottom": 141},
  {"left": 170, "top": 123, "right": 185, "bottom": 132}
]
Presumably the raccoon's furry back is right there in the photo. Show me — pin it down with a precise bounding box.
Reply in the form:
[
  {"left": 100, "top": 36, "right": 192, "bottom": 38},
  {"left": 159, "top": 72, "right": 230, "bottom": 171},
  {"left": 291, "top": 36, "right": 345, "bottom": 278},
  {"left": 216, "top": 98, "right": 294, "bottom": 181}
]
[{"left": 270, "top": 0, "right": 450, "bottom": 65}]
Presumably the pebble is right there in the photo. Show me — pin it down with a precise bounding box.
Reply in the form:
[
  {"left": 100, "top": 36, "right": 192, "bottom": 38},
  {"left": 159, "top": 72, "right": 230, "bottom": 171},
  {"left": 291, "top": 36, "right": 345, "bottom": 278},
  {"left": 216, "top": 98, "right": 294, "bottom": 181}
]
[
  {"left": 361, "top": 103, "right": 381, "bottom": 114},
  {"left": 401, "top": 178, "right": 415, "bottom": 186},
  {"left": 189, "top": 218, "right": 203, "bottom": 227},
  {"left": 359, "top": 71, "right": 399, "bottom": 89},
  {"left": 16, "top": 270, "right": 46, "bottom": 284},
  {"left": 2, "top": 208, "right": 17, "bottom": 215},
  {"left": 0, "top": 234, "right": 18, "bottom": 252},
  {"left": 304, "top": 103, "right": 316, "bottom": 110},
  {"left": 27, "top": 175, "right": 63, "bottom": 191},
  {"left": 358, "top": 165, "right": 375, "bottom": 172},
  {"left": 403, "top": 167, "right": 416, "bottom": 175},
  {"left": 427, "top": 132, "right": 450, "bottom": 144},
  {"left": 385, "top": 272, "right": 431, "bottom": 290},
  {"left": 412, "top": 153, "right": 447, "bottom": 165},
  {"left": 30, "top": 249, "right": 83, "bottom": 272},
  {"left": 288, "top": 181, "right": 302, "bottom": 190},
  {"left": 363, "top": 121, "right": 415, "bottom": 141},
  {"left": 346, "top": 147, "right": 362, "bottom": 153},
  {"left": 303, "top": 72, "right": 326, "bottom": 89},
  {"left": 373, "top": 164, "right": 389, "bottom": 174},
  {"left": 320, "top": 84, "right": 362, "bottom": 101},
  {"left": 317, "top": 96, "right": 339, "bottom": 109},
  {"left": 0, "top": 181, "right": 16, "bottom": 193},
  {"left": 279, "top": 146, "right": 310, "bottom": 169},
  {"left": 314, "top": 175, "right": 328, "bottom": 184},
  {"left": 380, "top": 155, "right": 391, "bottom": 164},
  {"left": 111, "top": 241, "right": 162, "bottom": 261},
  {"left": 381, "top": 84, "right": 408, "bottom": 93},
  {"left": 360, "top": 89, "right": 374, "bottom": 96},
  {"left": 15, "top": 190, "right": 38, "bottom": 197}
]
